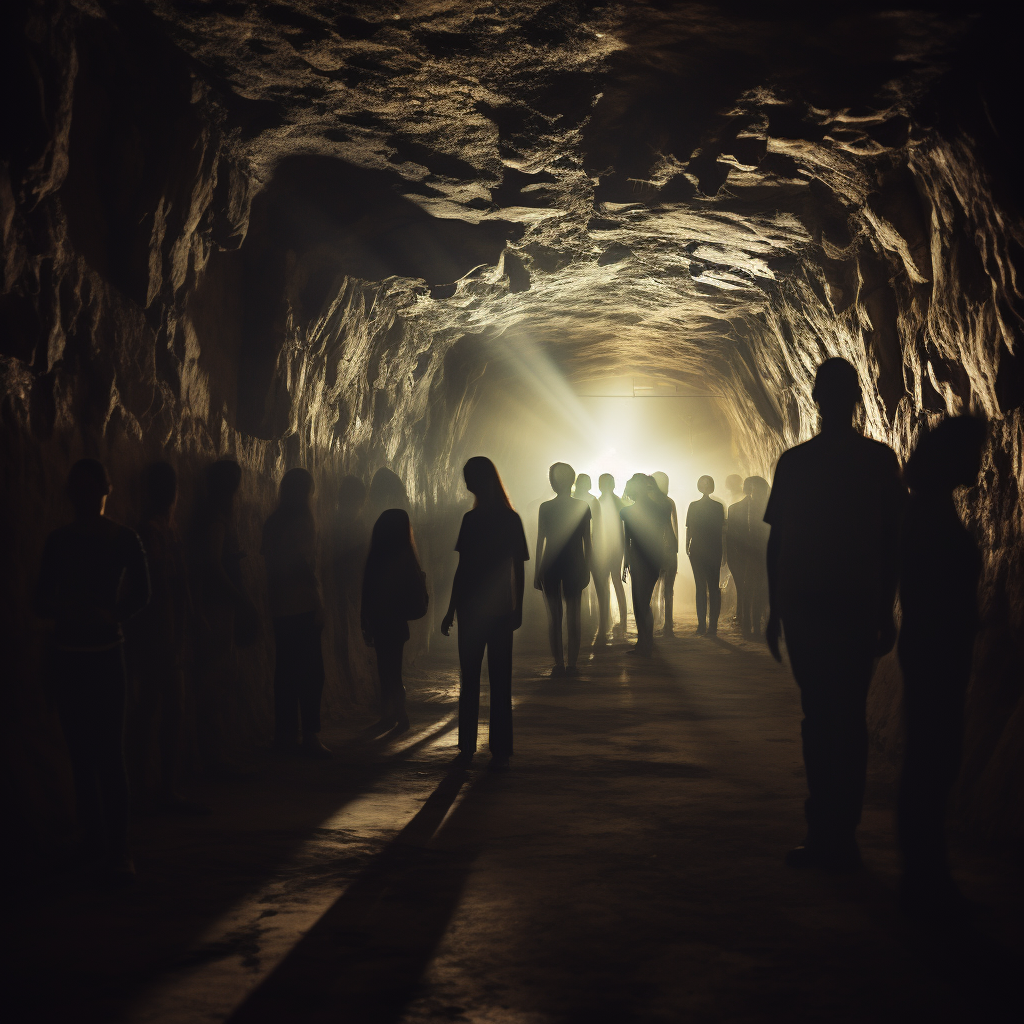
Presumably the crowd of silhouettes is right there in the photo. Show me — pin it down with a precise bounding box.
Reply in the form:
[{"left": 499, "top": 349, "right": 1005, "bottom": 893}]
[{"left": 32, "top": 355, "right": 987, "bottom": 919}]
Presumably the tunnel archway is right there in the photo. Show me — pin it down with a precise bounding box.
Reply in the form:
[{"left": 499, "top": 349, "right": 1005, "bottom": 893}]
[{"left": 2, "top": 0, "right": 1023, "bottom": 874}]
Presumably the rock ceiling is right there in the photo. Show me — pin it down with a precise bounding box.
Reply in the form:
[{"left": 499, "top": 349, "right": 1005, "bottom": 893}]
[{"left": 132, "top": 0, "right": 1024, "bottom": 472}]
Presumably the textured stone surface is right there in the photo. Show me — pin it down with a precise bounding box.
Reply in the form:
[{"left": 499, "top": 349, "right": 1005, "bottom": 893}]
[{"left": 2, "top": 1, "right": 1023, "bottom": 838}]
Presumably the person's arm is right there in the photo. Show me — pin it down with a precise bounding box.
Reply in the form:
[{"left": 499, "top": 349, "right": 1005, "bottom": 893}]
[
  {"left": 621, "top": 517, "right": 631, "bottom": 582},
  {"left": 582, "top": 507, "right": 593, "bottom": 575},
  {"left": 117, "top": 530, "right": 151, "bottom": 624},
  {"left": 765, "top": 526, "right": 783, "bottom": 662},
  {"left": 441, "top": 559, "right": 459, "bottom": 636},
  {"left": 669, "top": 500, "right": 679, "bottom": 551},
  {"left": 534, "top": 508, "right": 546, "bottom": 590}
]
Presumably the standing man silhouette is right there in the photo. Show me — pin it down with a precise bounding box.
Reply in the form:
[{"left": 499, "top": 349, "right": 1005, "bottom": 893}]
[
  {"left": 572, "top": 474, "right": 601, "bottom": 645},
  {"left": 726, "top": 479, "right": 752, "bottom": 635},
  {"left": 686, "top": 476, "right": 724, "bottom": 636},
  {"left": 652, "top": 472, "right": 679, "bottom": 639},
  {"left": 595, "top": 474, "right": 628, "bottom": 642},
  {"left": 765, "top": 358, "right": 904, "bottom": 870}
]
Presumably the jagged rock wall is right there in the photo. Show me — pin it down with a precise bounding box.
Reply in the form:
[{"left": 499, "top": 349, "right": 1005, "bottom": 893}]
[{"left": 2, "top": 1, "right": 1022, "bottom": 838}]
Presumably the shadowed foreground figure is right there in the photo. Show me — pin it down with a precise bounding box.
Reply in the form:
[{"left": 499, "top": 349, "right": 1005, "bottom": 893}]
[
  {"left": 686, "top": 475, "right": 724, "bottom": 636},
  {"left": 898, "top": 415, "right": 987, "bottom": 918},
  {"left": 766, "top": 358, "right": 905, "bottom": 870},
  {"left": 35, "top": 459, "right": 150, "bottom": 883},
  {"left": 442, "top": 457, "right": 528, "bottom": 770},
  {"left": 620, "top": 474, "right": 671, "bottom": 656},
  {"left": 362, "top": 508, "right": 428, "bottom": 736},
  {"left": 262, "top": 468, "right": 330, "bottom": 758},
  {"left": 535, "top": 463, "right": 592, "bottom": 675}
]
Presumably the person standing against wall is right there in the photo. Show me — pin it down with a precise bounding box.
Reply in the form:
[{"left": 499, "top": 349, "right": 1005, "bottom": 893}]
[
  {"left": 36, "top": 459, "right": 150, "bottom": 884},
  {"left": 441, "top": 457, "right": 528, "bottom": 771},
  {"left": 262, "top": 468, "right": 330, "bottom": 758},
  {"left": 686, "top": 476, "right": 725, "bottom": 637},
  {"left": 765, "top": 358, "right": 904, "bottom": 870},
  {"left": 362, "top": 508, "right": 428, "bottom": 736}
]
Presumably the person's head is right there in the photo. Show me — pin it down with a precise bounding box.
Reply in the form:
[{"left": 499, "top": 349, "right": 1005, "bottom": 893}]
[
  {"left": 746, "top": 476, "right": 770, "bottom": 504},
  {"left": 67, "top": 459, "right": 111, "bottom": 519},
  {"left": 905, "top": 415, "right": 987, "bottom": 495},
  {"left": 697, "top": 474, "right": 714, "bottom": 496},
  {"left": 652, "top": 471, "right": 669, "bottom": 496},
  {"left": 812, "top": 358, "right": 861, "bottom": 425},
  {"left": 549, "top": 462, "right": 576, "bottom": 496},
  {"left": 625, "top": 473, "right": 655, "bottom": 503},
  {"left": 463, "top": 456, "right": 513, "bottom": 509},
  {"left": 141, "top": 461, "right": 177, "bottom": 520},
  {"left": 573, "top": 473, "right": 592, "bottom": 497},
  {"left": 206, "top": 459, "right": 242, "bottom": 513},
  {"left": 337, "top": 474, "right": 366, "bottom": 518},
  {"left": 279, "top": 467, "right": 315, "bottom": 510},
  {"left": 368, "top": 507, "right": 417, "bottom": 561},
  {"left": 598, "top": 473, "right": 615, "bottom": 495},
  {"left": 726, "top": 474, "right": 743, "bottom": 495}
]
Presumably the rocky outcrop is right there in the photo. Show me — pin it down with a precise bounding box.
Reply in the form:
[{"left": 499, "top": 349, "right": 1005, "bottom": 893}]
[{"left": 2, "top": 1, "right": 1022, "bottom": 838}]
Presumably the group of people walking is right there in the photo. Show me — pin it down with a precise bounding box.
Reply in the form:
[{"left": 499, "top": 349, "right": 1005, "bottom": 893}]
[{"left": 34, "top": 356, "right": 985, "bottom": 920}]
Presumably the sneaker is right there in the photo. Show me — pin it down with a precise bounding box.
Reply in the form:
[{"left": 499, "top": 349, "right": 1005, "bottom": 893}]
[
  {"left": 488, "top": 754, "right": 511, "bottom": 773},
  {"left": 695, "top": 626, "right": 707, "bottom": 636},
  {"left": 550, "top": 665, "right": 566, "bottom": 677}
]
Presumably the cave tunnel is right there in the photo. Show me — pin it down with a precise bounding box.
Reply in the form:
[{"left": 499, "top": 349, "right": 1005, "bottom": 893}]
[{"left": 2, "top": 1, "right": 1023, "bottom": 1021}]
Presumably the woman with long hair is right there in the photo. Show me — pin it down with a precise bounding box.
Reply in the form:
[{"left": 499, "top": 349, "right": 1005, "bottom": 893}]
[
  {"left": 621, "top": 473, "right": 671, "bottom": 656},
  {"left": 262, "top": 468, "right": 330, "bottom": 758},
  {"left": 441, "top": 457, "right": 529, "bottom": 771},
  {"left": 361, "top": 508, "right": 428, "bottom": 735}
]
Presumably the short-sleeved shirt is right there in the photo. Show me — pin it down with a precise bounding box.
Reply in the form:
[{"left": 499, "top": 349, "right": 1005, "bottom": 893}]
[
  {"left": 763, "top": 431, "right": 904, "bottom": 615},
  {"left": 538, "top": 497, "right": 591, "bottom": 591},
  {"left": 454, "top": 505, "right": 529, "bottom": 618},
  {"left": 685, "top": 496, "right": 724, "bottom": 564}
]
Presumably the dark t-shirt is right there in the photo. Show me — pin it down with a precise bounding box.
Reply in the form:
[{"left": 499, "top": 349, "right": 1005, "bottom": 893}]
[
  {"left": 763, "top": 431, "right": 903, "bottom": 615},
  {"left": 538, "top": 496, "right": 591, "bottom": 590},
  {"left": 454, "top": 505, "right": 529, "bottom": 618},
  {"left": 726, "top": 496, "right": 751, "bottom": 573},
  {"left": 685, "top": 496, "right": 724, "bottom": 564},
  {"left": 35, "top": 517, "right": 150, "bottom": 651}
]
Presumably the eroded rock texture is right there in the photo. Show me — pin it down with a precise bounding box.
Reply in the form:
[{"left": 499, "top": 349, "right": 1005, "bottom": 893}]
[{"left": 2, "top": 1, "right": 1022, "bottom": 836}]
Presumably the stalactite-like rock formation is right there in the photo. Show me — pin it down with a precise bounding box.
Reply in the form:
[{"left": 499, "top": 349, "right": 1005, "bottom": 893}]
[{"left": 2, "top": 1, "right": 1022, "bottom": 837}]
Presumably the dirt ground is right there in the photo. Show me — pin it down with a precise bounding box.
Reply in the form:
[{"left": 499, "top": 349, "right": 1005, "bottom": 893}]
[{"left": 7, "top": 623, "right": 1022, "bottom": 1024}]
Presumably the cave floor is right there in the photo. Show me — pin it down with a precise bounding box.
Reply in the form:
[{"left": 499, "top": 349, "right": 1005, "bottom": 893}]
[{"left": 10, "top": 626, "right": 1022, "bottom": 1024}]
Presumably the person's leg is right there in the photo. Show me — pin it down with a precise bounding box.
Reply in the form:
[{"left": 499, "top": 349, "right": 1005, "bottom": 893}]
[
  {"left": 707, "top": 562, "right": 722, "bottom": 634},
  {"left": 663, "top": 570, "right": 676, "bottom": 636},
  {"left": 691, "top": 558, "right": 708, "bottom": 632},
  {"left": 631, "top": 571, "right": 656, "bottom": 654},
  {"left": 457, "top": 624, "right": 486, "bottom": 753},
  {"left": 785, "top": 609, "right": 873, "bottom": 861},
  {"left": 374, "top": 640, "right": 403, "bottom": 726},
  {"left": 565, "top": 589, "right": 582, "bottom": 669},
  {"left": 273, "top": 616, "right": 301, "bottom": 746},
  {"left": 486, "top": 620, "right": 514, "bottom": 759},
  {"left": 297, "top": 614, "right": 327, "bottom": 741},
  {"left": 611, "top": 564, "right": 628, "bottom": 636},
  {"left": 92, "top": 648, "right": 131, "bottom": 864},
  {"left": 543, "top": 580, "right": 565, "bottom": 668},
  {"left": 652, "top": 576, "right": 664, "bottom": 631},
  {"left": 595, "top": 566, "right": 611, "bottom": 640}
]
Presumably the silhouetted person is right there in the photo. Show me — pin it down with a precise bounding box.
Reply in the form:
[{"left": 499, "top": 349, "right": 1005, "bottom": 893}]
[
  {"left": 572, "top": 473, "right": 601, "bottom": 643},
  {"left": 35, "top": 459, "right": 150, "bottom": 883},
  {"left": 191, "top": 459, "right": 258, "bottom": 776},
  {"left": 652, "top": 472, "right": 679, "bottom": 638},
  {"left": 262, "top": 469, "right": 330, "bottom": 758},
  {"left": 765, "top": 358, "right": 904, "bottom": 870},
  {"left": 621, "top": 474, "right": 671, "bottom": 656},
  {"left": 686, "top": 476, "right": 724, "bottom": 636},
  {"left": 595, "top": 473, "right": 628, "bottom": 641},
  {"left": 726, "top": 478, "right": 753, "bottom": 635},
  {"left": 723, "top": 474, "right": 745, "bottom": 622},
  {"left": 442, "top": 458, "right": 528, "bottom": 770},
  {"left": 897, "top": 415, "right": 986, "bottom": 918},
  {"left": 746, "top": 477, "right": 771, "bottom": 638},
  {"left": 365, "top": 467, "right": 410, "bottom": 526},
  {"left": 362, "top": 509, "right": 428, "bottom": 736},
  {"left": 129, "top": 461, "right": 205, "bottom": 814},
  {"left": 536, "top": 463, "right": 592, "bottom": 675},
  {"left": 331, "top": 474, "right": 368, "bottom": 675}
]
